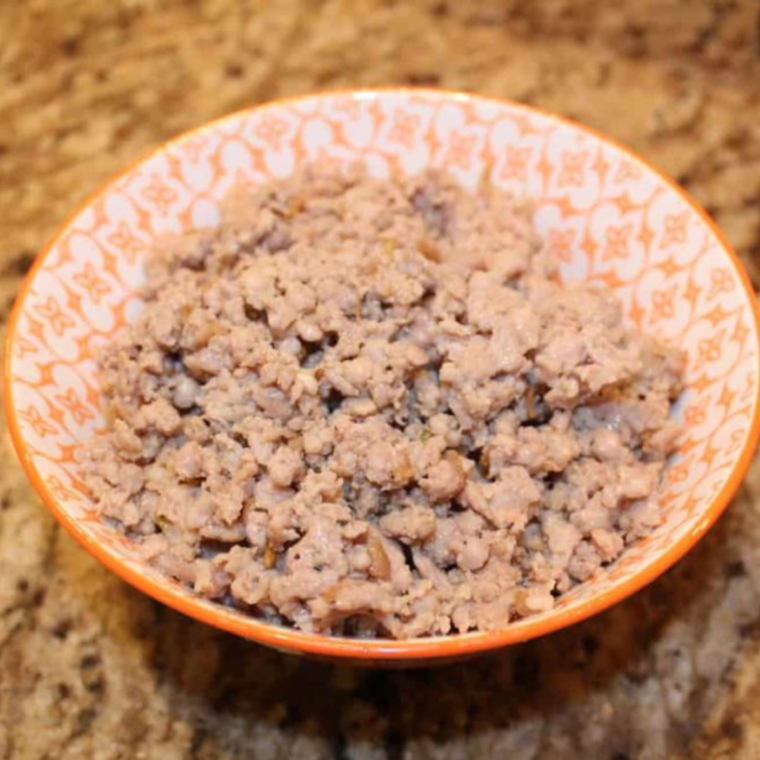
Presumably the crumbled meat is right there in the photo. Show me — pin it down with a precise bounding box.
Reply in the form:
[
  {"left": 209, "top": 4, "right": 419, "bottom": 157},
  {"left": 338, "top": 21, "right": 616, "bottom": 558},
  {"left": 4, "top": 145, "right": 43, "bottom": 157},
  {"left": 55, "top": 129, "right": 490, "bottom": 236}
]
[{"left": 86, "top": 163, "right": 683, "bottom": 639}]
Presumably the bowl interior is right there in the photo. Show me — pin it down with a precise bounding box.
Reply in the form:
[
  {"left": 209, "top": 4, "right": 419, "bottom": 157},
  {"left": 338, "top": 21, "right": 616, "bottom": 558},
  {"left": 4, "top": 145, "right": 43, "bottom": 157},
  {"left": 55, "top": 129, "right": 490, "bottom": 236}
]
[{"left": 6, "top": 89, "right": 760, "bottom": 660}]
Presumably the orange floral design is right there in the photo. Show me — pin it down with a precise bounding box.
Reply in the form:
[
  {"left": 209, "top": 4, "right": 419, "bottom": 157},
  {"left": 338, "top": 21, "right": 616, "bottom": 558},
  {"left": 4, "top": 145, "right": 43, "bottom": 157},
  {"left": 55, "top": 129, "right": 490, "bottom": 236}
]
[
  {"left": 34, "top": 296, "right": 76, "bottom": 336},
  {"left": 165, "top": 152, "right": 187, "bottom": 184},
  {"left": 678, "top": 436, "right": 699, "bottom": 455},
  {"left": 18, "top": 405, "right": 58, "bottom": 438},
  {"left": 555, "top": 196, "right": 577, "bottom": 219},
  {"left": 615, "top": 160, "right": 641, "bottom": 182},
  {"left": 56, "top": 443, "right": 79, "bottom": 464},
  {"left": 694, "top": 329, "right": 726, "bottom": 371},
  {"left": 55, "top": 387, "right": 95, "bottom": 425},
  {"left": 650, "top": 284, "right": 677, "bottom": 324},
  {"left": 684, "top": 397, "right": 708, "bottom": 426},
  {"left": 387, "top": 112, "right": 421, "bottom": 148},
  {"left": 717, "top": 385, "right": 736, "bottom": 410},
  {"left": 661, "top": 211, "right": 689, "bottom": 248},
  {"left": 48, "top": 402, "right": 67, "bottom": 429},
  {"left": 683, "top": 278, "right": 702, "bottom": 308},
  {"left": 73, "top": 262, "right": 111, "bottom": 304},
  {"left": 591, "top": 270, "right": 625, "bottom": 288},
  {"left": 107, "top": 221, "right": 146, "bottom": 265},
  {"left": 611, "top": 194, "right": 639, "bottom": 215},
  {"left": 666, "top": 458, "right": 691, "bottom": 486},
  {"left": 742, "top": 372, "right": 757, "bottom": 402},
  {"left": 133, "top": 204, "right": 155, "bottom": 236},
  {"left": 704, "top": 304, "right": 730, "bottom": 327},
  {"left": 13, "top": 335, "right": 38, "bottom": 360},
  {"left": 726, "top": 428, "right": 746, "bottom": 456},
  {"left": 557, "top": 150, "right": 587, "bottom": 187},
  {"left": 591, "top": 150, "right": 610, "bottom": 178},
  {"left": 732, "top": 319, "right": 750, "bottom": 348},
  {"left": 183, "top": 135, "right": 208, "bottom": 162},
  {"left": 689, "top": 373, "right": 713, "bottom": 393},
  {"left": 707, "top": 267, "right": 735, "bottom": 301},
  {"left": 602, "top": 223, "right": 633, "bottom": 262},
  {"left": 499, "top": 146, "right": 532, "bottom": 182},
  {"left": 628, "top": 299, "right": 645, "bottom": 327},
  {"left": 678, "top": 494, "right": 699, "bottom": 516},
  {"left": 62, "top": 282, "right": 84, "bottom": 315},
  {"left": 580, "top": 231, "right": 598, "bottom": 258},
  {"left": 445, "top": 130, "right": 477, "bottom": 170},
  {"left": 535, "top": 155, "right": 553, "bottom": 181},
  {"left": 141, "top": 173, "right": 178, "bottom": 216},
  {"left": 255, "top": 115, "right": 289, "bottom": 150},
  {"left": 637, "top": 223, "right": 655, "bottom": 248},
  {"left": 333, "top": 97, "right": 361, "bottom": 119},
  {"left": 35, "top": 361, "right": 57, "bottom": 388},
  {"left": 656, "top": 257, "right": 680, "bottom": 277},
  {"left": 25, "top": 315, "right": 47, "bottom": 344},
  {"left": 511, "top": 113, "right": 541, "bottom": 137},
  {"left": 546, "top": 228, "right": 576, "bottom": 264},
  {"left": 55, "top": 236, "right": 76, "bottom": 267},
  {"left": 46, "top": 475, "right": 84, "bottom": 503}
]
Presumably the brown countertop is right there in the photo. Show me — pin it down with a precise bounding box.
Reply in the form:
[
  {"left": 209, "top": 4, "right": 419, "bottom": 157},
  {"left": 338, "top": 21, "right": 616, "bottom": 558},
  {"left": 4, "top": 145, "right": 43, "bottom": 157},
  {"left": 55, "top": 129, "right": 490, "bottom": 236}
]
[{"left": 3, "top": 2, "right": 760, "bottom": 758}]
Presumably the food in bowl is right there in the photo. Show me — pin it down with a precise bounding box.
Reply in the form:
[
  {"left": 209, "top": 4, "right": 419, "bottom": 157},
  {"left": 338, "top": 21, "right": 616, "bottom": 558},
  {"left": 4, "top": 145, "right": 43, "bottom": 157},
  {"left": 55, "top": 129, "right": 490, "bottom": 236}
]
[{"left": 85, "top": 162, "right": 683, "bottom": 639}]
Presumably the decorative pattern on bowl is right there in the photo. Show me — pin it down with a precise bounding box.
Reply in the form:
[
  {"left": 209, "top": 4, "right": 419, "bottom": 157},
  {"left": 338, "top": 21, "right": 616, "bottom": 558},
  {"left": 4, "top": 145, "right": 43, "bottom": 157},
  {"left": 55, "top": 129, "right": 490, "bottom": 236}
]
[{"left": 6, "top": 89, "right": 759, "bottom": 663}]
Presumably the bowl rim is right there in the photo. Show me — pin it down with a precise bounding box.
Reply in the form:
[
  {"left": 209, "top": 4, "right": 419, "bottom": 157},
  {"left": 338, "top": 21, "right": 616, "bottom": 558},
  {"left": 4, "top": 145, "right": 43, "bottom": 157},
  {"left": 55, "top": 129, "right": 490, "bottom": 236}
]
[{"left": 5, "top": 86, "right": 760, "bottom": 661}]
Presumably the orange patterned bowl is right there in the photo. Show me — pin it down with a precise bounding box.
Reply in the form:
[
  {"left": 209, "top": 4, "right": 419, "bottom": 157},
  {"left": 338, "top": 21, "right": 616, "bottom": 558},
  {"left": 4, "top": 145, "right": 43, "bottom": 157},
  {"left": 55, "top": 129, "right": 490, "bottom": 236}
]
[{"left": 5, "top": 89, "right": 760, "bottom": 665}]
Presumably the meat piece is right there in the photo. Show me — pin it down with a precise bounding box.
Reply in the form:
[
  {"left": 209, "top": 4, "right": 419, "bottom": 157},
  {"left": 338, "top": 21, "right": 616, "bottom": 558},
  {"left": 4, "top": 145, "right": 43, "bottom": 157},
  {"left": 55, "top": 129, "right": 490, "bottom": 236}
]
[
  {"left": 267, "top": 446, "right": 304, "bottom": 487},
  {"left": 462, "top": 467, "right": 542, "bottom": 530},
  {"left": 379, "top": 504, "right": 437, "bottom": 543},
  {"left": 420, "top": 453, "right": 467, "bottom": 502}
]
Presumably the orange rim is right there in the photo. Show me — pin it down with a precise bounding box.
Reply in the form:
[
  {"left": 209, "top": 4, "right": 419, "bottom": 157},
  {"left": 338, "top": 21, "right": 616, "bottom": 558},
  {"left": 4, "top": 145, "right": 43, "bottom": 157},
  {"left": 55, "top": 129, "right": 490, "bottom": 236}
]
[{"left": 5, "top": 87, "right": 760, "bottom": 661}]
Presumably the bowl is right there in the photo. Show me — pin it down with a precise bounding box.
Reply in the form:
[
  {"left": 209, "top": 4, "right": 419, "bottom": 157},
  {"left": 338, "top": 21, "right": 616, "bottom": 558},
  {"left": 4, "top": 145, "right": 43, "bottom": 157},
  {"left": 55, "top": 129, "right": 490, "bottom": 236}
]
[{"left": 5, "top": 88, "right": 760, "bottom": 665}]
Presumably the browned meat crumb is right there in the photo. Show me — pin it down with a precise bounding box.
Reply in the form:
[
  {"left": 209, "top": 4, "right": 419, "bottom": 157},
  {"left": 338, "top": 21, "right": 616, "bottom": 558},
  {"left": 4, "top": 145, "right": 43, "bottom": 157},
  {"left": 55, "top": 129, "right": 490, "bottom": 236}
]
[{"left": 85, "top": 163, "right": 683, "bottom": 639}]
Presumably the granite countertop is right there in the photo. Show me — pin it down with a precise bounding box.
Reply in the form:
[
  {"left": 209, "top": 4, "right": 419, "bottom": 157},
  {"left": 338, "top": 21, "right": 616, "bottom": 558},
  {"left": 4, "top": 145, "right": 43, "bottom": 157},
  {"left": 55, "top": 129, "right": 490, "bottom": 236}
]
[{"left": 3, "top": 2, "right": 760, "bottom": 758}]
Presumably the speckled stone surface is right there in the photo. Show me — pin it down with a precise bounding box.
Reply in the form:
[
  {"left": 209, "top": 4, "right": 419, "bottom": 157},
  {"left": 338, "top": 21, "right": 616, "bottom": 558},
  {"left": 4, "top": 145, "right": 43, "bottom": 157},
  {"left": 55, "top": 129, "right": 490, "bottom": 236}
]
[{"left": 3, "top": 2, "right": 760, "bottom": 758}]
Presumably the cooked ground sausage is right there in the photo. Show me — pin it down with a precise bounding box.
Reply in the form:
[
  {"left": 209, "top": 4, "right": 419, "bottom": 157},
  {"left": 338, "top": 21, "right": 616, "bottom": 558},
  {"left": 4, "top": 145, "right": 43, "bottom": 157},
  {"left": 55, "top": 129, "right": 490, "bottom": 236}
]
[{"left": 86, "top": 163, "right": 683, "bottom": 638}]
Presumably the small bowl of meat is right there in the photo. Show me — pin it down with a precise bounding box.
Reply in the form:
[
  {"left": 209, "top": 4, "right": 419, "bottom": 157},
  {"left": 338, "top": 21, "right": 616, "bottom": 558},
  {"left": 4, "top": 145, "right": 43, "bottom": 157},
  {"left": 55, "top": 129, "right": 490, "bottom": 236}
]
[{"left": 5, "top": 88, "right": 760, "bottom": 665}]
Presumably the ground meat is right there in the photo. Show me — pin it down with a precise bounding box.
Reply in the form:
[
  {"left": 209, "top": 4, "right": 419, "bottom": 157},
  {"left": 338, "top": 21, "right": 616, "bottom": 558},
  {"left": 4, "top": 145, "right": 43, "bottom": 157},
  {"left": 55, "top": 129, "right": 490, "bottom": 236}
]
[{"left": 85, "top": 163, "right": 683, "bottom": 639}]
